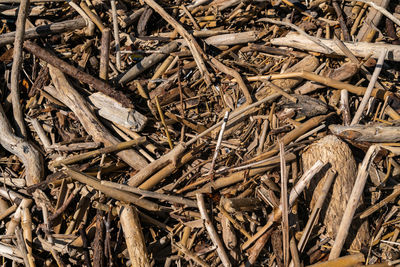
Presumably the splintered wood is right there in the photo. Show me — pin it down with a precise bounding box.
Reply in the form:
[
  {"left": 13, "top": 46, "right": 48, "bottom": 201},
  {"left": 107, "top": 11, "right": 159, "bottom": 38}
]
[{"left": 1, "top": 0, "right": 400, "bottom": 266}]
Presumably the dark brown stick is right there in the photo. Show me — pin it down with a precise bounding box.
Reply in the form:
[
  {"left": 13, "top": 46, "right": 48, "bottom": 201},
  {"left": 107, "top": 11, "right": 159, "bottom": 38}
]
[{"left": 23, "top": 40, "right": 133, "bottom": 108}]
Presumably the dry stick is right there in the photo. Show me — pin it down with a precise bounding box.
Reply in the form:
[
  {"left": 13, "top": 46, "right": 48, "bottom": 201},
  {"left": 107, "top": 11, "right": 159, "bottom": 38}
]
[
  {"left": 119, "top": 41, "right": 178, "bottom": 84},
  {"left": 329, "top": 145, "right": 379, "bottom": 260},
  {"left": 245, "top": 71, "right": 392, "bottom": 100},
  {"left": 68, "top": 0, "right": 94, "bottom": 36},
  {"left": 118, "top": 205, "right": 150, "bottom": 267},
  {"left": 46, "top": 66, "right": 148, "bottom": 170},
  {"left": 197, "top": 194, "right": 231, "bottom": 267},
  {"left": 0, "top": 104, "right": 42, "bottom": 186},
  {"left": 10, "top": 0, "right": 29, "bottom": 138},
  {"left": 155, "top": 96, "right": 174, "bottom": 149},
  {"left": 332, "top": 0, "right": 351, "bottom": 41},
  {"left": 142, "top": 0, "right": 212, "bottom": 86},
  {"left": 350, "top": 0, "right": 400, "bottom": 27},
  {"left": 15, "top": 226, "right": 30, "bottom": 267},
  {"left": 360, "top": 186, "right": 400, "bottom": 219},
  {"left": 210, "top": 58, "right": 253, "bottom": 105},
  {"left": 128, "top": 93, "right": 280, "bottom": 187},
  {"left": 21, "top": 207, "right": 35, "bottom": 267},
  {"left": 257, "top": 18, "right": 334, "bottom": 54},
  {"left": 100, "top": 180, "right": 197, "bottom": 207},
  {"left": 351, "top": 49, "right": 387, "bottom": 125},
  {"left": 51, "top": 137, "right": 146, "bottom": 168},
  {"left": 99, "top": 28, "right": 111, "bottom": 81},
  {"left": 0, "top": 18, "right": 85, "bottom": 47},
  {"left": 172, "top": 242, "right": 210, "bottom": 267},
  {"left": 64, "top": 167, "right": 162, "bottom": 211},
  {"left": 80, "top": 1, "right": 105, "bottom": 32},
  {"left": 279, "top": 141, "right": 289, "bottom": 267},
  {"left": 208, "top": 111, "right": 229, "bottom": 174},
  {"left": 181, "top": 5, "right": 200, "bottom": 30},
  {"left": 110, "top": 0, "right": 121, "bottom": 71},
  {"left": 245, "top": 228, "right": 274, "bottom": 265},
  {"left": 242, "top": 160, "right": 325, "bottom": 250},
  {"left": 262, "top": 80, "right": 297, "bottom": 103},
  {"left": 23, "top": 41, "right": 133, "bottom": 108},
  {"left": 249, "top": 113, "right": 333, "bottom": 163},
  {"left": 288, "top": 170, "right": 337, "bottom": 267},
  {"left": 310, "top": 253, "right": 364, "bottom": 267},
  {"left": 340, "top": 90, "right": 351, "bottom": 125}
]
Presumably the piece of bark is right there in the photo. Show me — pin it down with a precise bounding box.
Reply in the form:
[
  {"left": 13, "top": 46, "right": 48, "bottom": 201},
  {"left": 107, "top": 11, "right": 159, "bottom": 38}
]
[
  {"left": 329, "top": 124, "right": 400, "bottom": 143},
  {"left": 47, "top": 66, "right": 148, "bottom": 170},
  {"left": 255, "top": 56, "right": 319, "bottom": 100},
  {"left": 0, "top": 18, "right": 86, "bottom": 46},
  {"left": 281, "top": 95, "right": 328, "bottom": 118},
  {"left": 302, "top": 135, "right": 369, "bottom": 252},
  {"left": 271, "top": 32, "right": 400, "bottom": 61},
  {"left": 88, "top": 92, "right": 147, "bottom": 131},
  {"left": 119, "top": 41, "right": 179, "bottom": 84}
]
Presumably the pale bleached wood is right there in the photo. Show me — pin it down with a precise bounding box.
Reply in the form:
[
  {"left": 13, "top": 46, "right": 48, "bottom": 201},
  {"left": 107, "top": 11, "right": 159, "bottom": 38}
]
[
  {"left": 329, "top": 124, "right": 400, "bottom": 142},
  {"left": 118, "top": 205, "right": 150, "bottom": 267},
  {"left": 0, "top": 104, "right": 42, "bottom": 186},
  {"left": 271, "top": 32, "right": 400, "bottom": 61},
  {"left": 205, "top": 31, "right": 258, "bottom": 46},
  {"left": 88, "top": 92, "right": 148, "bottom": 131},
  {"left": 47, "top": 66, "right": 148, "bottom": 170}
]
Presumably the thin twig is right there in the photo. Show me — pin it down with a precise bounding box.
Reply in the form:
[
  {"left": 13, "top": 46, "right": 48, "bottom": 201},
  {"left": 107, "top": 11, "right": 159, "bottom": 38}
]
[
  {"left": 351, "top": 49, "right": 387, "bottom": 125},
  {"left": 208, "top": 111, "right": 229, "bottom": 174},
  {"left": 197, "top": 193, "right": 231, "bottom": 267}
]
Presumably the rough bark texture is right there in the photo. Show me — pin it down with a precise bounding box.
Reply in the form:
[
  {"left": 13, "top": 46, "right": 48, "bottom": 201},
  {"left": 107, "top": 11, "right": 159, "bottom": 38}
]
[{"left": 302, "top": 135, "right": 369, "bottom": 251}]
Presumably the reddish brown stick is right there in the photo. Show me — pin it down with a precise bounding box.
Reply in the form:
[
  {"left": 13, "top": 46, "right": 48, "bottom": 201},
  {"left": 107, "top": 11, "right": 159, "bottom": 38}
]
[{"left": 23, "top": 40, "right": 133, "bottom": 108}]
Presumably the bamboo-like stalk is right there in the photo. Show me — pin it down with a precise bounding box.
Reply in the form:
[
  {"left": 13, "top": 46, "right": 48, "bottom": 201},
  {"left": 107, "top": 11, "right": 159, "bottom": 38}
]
[
  {"left": 309, "top": 253, "right": 364, "bottom": 267},
  {"left": 80, "top": 1, "right": 105, "bottom": 31},
  {"left": 22, "top": 207, "right": 35, "bottom": 267},
  {"left": 279, "top": 141, "right": 289, "bottom": 267},
  {"left": 15, "top": 226, "right": 30, "bottom": 267},
  {"left": 118, "top": 204, "right": 150, "bottom": 267}
]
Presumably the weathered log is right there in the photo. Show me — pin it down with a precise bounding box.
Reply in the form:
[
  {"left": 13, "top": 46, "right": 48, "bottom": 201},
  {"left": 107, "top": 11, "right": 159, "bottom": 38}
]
[{"left": 302, "top": 135, "right": 369, "bottom": 252}]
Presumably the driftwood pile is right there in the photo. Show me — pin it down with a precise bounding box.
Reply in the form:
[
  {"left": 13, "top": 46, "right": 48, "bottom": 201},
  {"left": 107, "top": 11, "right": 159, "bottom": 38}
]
[{"left": 1, "top": 0, "right": 400, "bottom": 266}]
